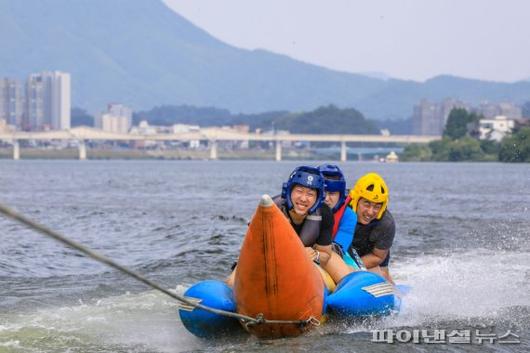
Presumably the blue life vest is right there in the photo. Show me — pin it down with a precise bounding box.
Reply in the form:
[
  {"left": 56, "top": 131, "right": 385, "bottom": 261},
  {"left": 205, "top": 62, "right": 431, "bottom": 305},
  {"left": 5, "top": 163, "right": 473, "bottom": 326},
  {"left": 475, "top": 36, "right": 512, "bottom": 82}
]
[{"left": 333, "top": 203, "right": 359, "bottom": 268}]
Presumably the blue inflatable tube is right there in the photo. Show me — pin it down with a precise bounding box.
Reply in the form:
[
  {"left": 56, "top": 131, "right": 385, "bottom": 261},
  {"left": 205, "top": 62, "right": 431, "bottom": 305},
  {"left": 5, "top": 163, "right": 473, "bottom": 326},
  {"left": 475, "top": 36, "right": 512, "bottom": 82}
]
[
  {"left": 325, "top": 271, "right": 398, "bottom": 317},
  {"left": 179, "top": 274, "right": 404, "bottom": 338},
  {"left": 178, "top": 280, "right": 241, "bottom": 338}
]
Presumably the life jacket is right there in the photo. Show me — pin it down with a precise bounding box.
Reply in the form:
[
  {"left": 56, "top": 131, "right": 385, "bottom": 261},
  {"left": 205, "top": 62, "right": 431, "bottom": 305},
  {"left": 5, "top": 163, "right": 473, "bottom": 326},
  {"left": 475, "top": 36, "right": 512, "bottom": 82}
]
[
  {"left": 273, "top": 195, "right": 322, "bottom": 247},
  {"left": 332, "top": 196, "right": 351, "bottom": 239}
]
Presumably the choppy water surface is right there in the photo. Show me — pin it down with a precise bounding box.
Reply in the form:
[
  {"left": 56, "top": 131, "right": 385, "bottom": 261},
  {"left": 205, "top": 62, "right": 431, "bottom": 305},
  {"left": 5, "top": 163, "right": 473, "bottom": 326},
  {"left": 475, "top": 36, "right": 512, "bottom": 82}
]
[{"left": 0, "top": 160, "right": 529, "bottom": 353}]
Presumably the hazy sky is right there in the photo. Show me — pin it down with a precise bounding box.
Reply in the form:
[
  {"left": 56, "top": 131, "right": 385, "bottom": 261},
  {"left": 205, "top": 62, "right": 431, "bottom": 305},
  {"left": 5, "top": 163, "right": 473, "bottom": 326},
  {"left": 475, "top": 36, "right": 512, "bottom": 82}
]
[{"left": 164, "top": 0, "right": 530, "bottom": 83}]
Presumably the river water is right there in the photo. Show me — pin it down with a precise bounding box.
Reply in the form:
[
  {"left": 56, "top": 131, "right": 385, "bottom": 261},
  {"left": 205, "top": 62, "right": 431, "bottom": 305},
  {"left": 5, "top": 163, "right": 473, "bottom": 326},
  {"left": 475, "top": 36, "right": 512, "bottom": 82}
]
[{"left": 0, "top": 160, "right": 529, "bottom": 353}]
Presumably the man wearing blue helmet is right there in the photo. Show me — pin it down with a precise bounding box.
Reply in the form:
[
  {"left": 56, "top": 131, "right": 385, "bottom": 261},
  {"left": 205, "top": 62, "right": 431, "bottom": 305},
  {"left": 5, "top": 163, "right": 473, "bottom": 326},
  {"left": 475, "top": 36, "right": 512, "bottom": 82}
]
[
  {"left": 273, "top": 165, "right": 333, "bottom": 266},
  {"left": 226, "top": 165, "right": 333, "bottom": 286},
  {"left": 318, "top": 164, "right": 362, "bottom": 283}
]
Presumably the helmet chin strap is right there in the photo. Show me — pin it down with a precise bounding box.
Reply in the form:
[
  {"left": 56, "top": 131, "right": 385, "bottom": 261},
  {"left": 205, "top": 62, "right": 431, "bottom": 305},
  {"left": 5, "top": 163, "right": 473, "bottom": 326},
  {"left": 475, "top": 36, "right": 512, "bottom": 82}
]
[
  {"left": 288, "top": 208, "right": 307, "bottom": 224},
  {"left": 292, "top": 208, "right": 307, "bottom": 216}
]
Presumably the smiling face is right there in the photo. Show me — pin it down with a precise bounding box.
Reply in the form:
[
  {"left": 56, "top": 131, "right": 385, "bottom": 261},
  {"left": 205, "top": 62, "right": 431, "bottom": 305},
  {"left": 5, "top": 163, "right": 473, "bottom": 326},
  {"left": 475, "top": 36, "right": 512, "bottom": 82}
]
[
  {"left": 290, "top": 184, "right": 317, "bottom": 216},
  {"left": 356, "top": 197, "right": 383, "bottom": 224},
  {"left": 324, "top": 191, "right": 341, "bottom": 210}
]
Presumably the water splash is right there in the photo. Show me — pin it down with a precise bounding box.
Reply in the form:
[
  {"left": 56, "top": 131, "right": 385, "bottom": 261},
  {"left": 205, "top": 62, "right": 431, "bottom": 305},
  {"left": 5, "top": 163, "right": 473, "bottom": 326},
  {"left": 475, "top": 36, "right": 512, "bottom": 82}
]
[
  {"left": 385, "top": 249, "right": 530, "bottom": 327},
  {"left": 0, "top": 290, "right": 205, "bottom": 353}
]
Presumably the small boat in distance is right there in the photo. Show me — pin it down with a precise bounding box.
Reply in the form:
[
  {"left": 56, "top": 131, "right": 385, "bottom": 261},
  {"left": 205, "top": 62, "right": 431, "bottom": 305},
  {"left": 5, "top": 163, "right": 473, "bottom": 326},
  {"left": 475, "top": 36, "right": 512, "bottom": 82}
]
[{"left": 385, "top": 151, "right": 399, "bottom": 163}]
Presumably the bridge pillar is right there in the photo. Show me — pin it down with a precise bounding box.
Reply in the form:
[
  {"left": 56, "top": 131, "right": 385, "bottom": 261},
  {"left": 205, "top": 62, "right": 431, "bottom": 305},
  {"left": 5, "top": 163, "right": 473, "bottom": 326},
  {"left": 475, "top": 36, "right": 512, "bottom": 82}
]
[
  {"left": 275, "top": 140, "right": 282, "bottom": 161},
  {"left": 209, "top": 140, "right": 218, "bottom": 160},
  {"left": 340, "top": 141, "right": 347, "bottom": 162},
  {"left": 78, "top": 140, "right": 87, "bottom": 160},
  {"left": 13, "top": 140, "right": 20, "bottom": 160}
]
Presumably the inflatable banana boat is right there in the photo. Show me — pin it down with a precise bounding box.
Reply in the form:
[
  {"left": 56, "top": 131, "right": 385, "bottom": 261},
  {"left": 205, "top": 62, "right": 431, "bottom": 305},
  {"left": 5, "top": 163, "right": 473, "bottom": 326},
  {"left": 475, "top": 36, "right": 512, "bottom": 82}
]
[{"left": 179, "top": 195, "right": 401, "bottom": 339}]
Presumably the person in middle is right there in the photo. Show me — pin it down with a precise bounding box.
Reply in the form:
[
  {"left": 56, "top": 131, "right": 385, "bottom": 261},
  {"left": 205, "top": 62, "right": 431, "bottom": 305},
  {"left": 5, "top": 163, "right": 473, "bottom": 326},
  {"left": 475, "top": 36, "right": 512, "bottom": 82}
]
[
  {"left": 318, "top": 164, "right": 357, "bottom": 257},
  {"left": 318, "top": 164, "right": 362, "bottom": 283}
]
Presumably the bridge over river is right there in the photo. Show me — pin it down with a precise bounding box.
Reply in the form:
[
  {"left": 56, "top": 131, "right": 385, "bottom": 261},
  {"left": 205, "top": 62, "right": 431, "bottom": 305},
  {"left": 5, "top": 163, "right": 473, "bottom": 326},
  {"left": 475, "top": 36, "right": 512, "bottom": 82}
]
[{"left": 0, "top": 126, "right": 440, "bottom": 161}]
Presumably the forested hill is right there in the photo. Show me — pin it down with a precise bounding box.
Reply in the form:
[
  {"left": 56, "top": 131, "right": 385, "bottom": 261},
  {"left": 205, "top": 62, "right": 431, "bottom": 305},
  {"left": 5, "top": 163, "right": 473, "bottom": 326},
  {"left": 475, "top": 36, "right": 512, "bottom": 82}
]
[{"left": 133, "top": 105, "right": 378, "bottom": 134}]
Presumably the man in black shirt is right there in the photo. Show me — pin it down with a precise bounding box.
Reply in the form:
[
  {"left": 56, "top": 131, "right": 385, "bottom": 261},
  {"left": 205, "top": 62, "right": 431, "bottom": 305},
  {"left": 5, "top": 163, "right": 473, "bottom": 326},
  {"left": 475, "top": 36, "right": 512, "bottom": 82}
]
[{"left": 348, "top": 173, "right": 395, "bottom": 283}]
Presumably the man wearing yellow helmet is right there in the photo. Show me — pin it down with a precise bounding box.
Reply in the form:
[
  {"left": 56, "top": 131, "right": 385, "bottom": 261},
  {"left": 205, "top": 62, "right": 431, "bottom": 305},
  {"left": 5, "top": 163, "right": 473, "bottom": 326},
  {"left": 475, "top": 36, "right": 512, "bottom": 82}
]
[{"left": 348, "top": 172, "right": 395, "bottom": 283}]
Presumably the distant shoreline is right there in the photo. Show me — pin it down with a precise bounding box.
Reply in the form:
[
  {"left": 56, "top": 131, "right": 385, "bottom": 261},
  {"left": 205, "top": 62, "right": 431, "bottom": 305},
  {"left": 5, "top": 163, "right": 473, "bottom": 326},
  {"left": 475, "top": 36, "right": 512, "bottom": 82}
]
[{"left": 0, "top": 148, "right": 327, "bottom": 161}]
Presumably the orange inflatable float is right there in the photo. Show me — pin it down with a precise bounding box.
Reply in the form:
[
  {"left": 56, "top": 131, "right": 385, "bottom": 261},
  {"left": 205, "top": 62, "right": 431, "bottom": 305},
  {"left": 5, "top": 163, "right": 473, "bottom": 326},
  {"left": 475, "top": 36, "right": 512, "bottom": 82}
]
[{"left": 233, "top": 194, "right": 325, "bottom": 338}]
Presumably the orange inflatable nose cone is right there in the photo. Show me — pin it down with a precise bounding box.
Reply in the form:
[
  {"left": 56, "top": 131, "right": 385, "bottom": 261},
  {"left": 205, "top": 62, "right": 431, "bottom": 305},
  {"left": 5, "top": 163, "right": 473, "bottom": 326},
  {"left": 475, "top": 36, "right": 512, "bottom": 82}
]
[{"left": 234, "top": 194, "right": 324, "bottom": 338}]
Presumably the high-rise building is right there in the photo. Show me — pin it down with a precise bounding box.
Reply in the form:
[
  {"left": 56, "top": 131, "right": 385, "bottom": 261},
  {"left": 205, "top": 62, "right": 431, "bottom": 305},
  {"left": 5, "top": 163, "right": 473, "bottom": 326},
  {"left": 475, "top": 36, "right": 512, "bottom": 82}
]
[
  {"left": 25, "top": 74, "right": 46, "bottom": 129},
  {"left": 107, "top": 103, "right": 132, "bottom": 128},
  {"left": 476, "top": 102, "right": 522, "bottom": 120},
  {"left": 25, "top": 71, "right": 70, "bottom": 130},
  {"left": 412, "top": 98, "right": 468, "bottom": 135},
  {"left": 0, "top": 78, "right": 25, "bottom": 129},
  {"left": 98, "top": 113, "right": 129, "bottom": 134},
  {"left": 412, "top": 100, "right": 440, "bottom": 135},
  {"left": 95, "top": 103, "right": 132, "bottom": 134}
]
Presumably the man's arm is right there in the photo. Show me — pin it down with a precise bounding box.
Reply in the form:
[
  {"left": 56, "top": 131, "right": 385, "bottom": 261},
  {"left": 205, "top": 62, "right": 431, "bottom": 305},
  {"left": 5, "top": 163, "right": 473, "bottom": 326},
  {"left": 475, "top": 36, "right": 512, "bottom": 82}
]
[
  {"left": 312, "top": 203, "right": 334, "bottom": 266},
  {"left": 313, "top": 244, "right": 332, "bottom": 266},
  {"left": 361, "top": 247, "right": 388, "bottom": 268}
]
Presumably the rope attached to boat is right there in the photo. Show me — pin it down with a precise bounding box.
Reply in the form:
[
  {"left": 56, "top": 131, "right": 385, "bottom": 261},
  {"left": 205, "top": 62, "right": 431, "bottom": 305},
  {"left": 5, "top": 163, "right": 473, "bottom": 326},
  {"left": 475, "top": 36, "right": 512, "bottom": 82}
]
[{"left": 0, "top": 202, "right": 319, "bottom": 328}]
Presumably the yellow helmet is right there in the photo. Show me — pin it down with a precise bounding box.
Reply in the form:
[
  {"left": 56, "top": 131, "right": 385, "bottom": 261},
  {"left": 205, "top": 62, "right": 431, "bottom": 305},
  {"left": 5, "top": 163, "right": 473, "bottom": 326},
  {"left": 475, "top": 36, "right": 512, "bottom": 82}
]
[{"left": 349, "top": 172, "right": 389, "bottom": 219}]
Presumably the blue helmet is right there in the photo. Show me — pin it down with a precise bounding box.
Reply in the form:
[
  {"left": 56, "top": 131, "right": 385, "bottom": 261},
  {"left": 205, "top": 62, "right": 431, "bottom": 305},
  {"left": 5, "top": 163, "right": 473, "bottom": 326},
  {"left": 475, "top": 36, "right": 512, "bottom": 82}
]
[
  {"left": 318, "top": 164, "right": 346, "bottom": 212},
  {"left": 281, "top": 165, "right": 325, "bottom": 214}
]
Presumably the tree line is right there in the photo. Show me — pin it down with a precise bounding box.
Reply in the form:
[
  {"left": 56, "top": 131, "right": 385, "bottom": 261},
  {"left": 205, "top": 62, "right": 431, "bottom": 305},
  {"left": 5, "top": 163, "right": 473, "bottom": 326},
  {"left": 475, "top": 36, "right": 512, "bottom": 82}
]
[
  {"left": 70, "top": 104, "right": 530, "bottom": 162},
  {"left": 72, "top": 104, "right": 379, "bottom": 135},
  {"left": 403, "top": 108, "right": 530, "bottom": 162}
]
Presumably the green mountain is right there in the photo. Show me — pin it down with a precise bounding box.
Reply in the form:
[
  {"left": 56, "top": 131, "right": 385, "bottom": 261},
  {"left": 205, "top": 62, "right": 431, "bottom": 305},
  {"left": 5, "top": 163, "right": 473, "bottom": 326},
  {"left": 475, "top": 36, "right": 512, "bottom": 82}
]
[
  {"left": 0, "top": 0, "right": 384, "bottom": 114},
  {"left": 2, "top": 0, "right": 530, "bottom": 119}
]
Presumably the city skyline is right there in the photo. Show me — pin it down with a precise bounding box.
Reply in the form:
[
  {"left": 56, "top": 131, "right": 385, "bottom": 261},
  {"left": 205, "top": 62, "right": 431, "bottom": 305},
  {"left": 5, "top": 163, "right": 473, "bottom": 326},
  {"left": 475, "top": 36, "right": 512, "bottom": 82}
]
[{"left": 0, "top": 71, "right": 71, "bottom": 131}]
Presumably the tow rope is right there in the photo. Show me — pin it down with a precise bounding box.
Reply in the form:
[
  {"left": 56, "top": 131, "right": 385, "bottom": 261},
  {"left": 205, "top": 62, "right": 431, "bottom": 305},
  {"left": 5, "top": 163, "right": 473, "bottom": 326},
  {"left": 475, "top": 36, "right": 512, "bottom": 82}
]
[{"left": 0, "top": 202, "right": 318, "bottom": 328}]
